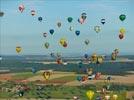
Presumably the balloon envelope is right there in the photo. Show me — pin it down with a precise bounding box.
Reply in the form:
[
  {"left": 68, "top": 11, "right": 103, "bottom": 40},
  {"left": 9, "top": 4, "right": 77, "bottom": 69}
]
[
  {"left": 44, "top": 42, "right": 49, "bottom": 49},
  {"left": 67, "top": 17, "right": 73, "bottom": 23},
  {"left": 75, "top": 30, "right": 80, "bottom": 36},
  {"left": 101, "top": 19, "right": 105, "bottom": 24},
  {"left": 49, "top": 29, "right": 54, "bottom": 35},
  {"left": 85, "top": 39, "right": 90, "bottom": 45},
  {"left": 19, "top": 4, "right": 25, "bottom": 13},
  {"left": 16, "top": 46, "right": 22, "bottom": 53},
  {"left": 31, "top": 10, "right": 35, "bottom": 16},
  {"left": 86, "top": 90, "right": 94, "bottom": 100},
  {"left": 119, "top": 14, "right": 126, "bottom": 21},
  {"left": 38, "top": 17, "right": 43, "bottom": 22},
  {"left": 43, "top": 71, "right": 51, "bottom": 80},
  {"left": 57, "top": 22, "right": 61, "bottom": 28},
  {"left": 94, "top": 26, "right": 101, "bottom": 33},
  {"left": 43, "top": 32, "right": 47, "bottom": 37},
  {"left": 0, "top": 11, "right": 4, "bottom": 17}
]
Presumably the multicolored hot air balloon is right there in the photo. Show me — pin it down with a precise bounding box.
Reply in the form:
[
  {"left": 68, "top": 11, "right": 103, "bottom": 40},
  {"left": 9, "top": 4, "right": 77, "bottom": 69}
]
[
  {"left": 59, "top": 38, "right": 68, "bottom": 48},
  {"left": 81, "top": 12, "right": 87, "bottom": 20},
  {"left": 86, "top": 90, "right": 94, "bottom": 100},
  {"left": 16, "top": 46, "right": 22, "bottom": 53},
  {"left": 19, "top": 4, "right": 25, "bottom": 13},
  {"left": 119, "top": 14, "right": 126, "bottom": 21},
  {"left": 94, "top": 26, "right": 101, "bottom": 33},
  {"left": 44, "top": 42, "right": 49, "bottom": 49},
  {"left": 43, "top": 32, "right": 47, "bottom": 37},
  {"left": 31, "top": 10, "right": 35, "bottom": 16}
]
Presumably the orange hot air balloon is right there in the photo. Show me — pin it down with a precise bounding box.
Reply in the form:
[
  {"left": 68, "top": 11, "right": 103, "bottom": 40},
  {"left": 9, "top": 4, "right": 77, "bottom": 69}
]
[{"left": 16, "top": 46, "right": 22, "bottom": 53}]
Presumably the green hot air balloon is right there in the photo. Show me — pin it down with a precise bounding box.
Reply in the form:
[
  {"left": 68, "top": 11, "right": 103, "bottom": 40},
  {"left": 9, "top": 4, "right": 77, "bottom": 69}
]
[
  {"left": 119, "top": 14, "right": 126, "bottom": 21},
  {"left": 44, "top": 42, "right": 49, "bottom": 49},
  {"left": 67, "top": 17, "right": 73, "bottom": 23}
]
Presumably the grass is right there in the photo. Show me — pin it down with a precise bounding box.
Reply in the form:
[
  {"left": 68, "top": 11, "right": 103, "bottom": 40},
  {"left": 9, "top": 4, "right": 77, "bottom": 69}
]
[{"left": 12, "top": 72, "right": 40, "bottom": 80}]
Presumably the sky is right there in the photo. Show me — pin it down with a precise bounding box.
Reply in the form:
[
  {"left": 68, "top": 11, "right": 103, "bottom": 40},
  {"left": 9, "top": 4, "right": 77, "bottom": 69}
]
[{"left": 0, "top": 0, "right": 134, "bottom": 56}]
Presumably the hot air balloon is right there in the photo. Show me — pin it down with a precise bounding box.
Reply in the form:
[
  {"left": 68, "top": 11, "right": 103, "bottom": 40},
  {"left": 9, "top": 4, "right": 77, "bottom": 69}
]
[
  {"left": 16, "top": 46, "right": 22, "bottom": 53},
  {"left": 77, "top": 76, "right": 82, "bottom": 81},
  {"left": 32, "top": 67, "right": 37, "bottom": 74},
  {"left": 119, "top": 33, "right": 124, "bottom": 39},
  {"left": 113, "top": 94, "right": 118, "bottom": 100},
  {"left": 84, "top": 54, "right": 88, "bottom": 59},
  {"left": 84, "top": 39, "right": 90, "bottom": 45},
  {"left": 57, "top": 22, "right": 61, "bottom": 28},
  {"left": 56, "top": 52, "right": 61, "bottom": 58},
  {"left": 78, "top": 18, "right": 84, "bottom": 24},
  {"left": 63, "top": 41, "right": 67, "bottom": 48},
  {"left": 49, "top": 29, "right": 54, "bottom": 35},
  {"left": 38, "top": 17, "right": 42, "bottom": 22},
  {"left": 67, "top": 17, "right": 73, "bottom": 23},
  {"left": 42, "top": 71, "right": 51, "bottom": 80},
  {"left": 75, "top": 30, "right": 80, "bottom": 36},
  {"left": 0, "top": 11, "right": 4, "bottom": 17},
  {"left": 31, "top": 10, "right": 35, "bottom": 16},
  {"left": 56, "top": 58, "right": 62, "bottom": 64},
  {"left": 105, "top": 95, "right": 110, "bottom": 100},
  {"left": 111, "top": 52, "right": 116, "bottom": 60},
  {"left": 50, "top": 52, "right": 55, "bottom": 57},
  {"left": 19, "top": 4, "right": 25, "bottom": 13},
  {"left": 94, "top": 26, "right": 101, "bottom": 33},
  {"left": 60, "top": 38, "right": 66, "bottom": 45},
  {"left": 120, "top": 28, "right": 126, "bottom": 34},
  {"left": 69, "top": 26, "right": 73, "bottom": 31},
  {"left": 81, "top": 12, "right": 87, "bottom": 20},
  {"left": 59, "top": 38, "right": 67, "bottom": 48},
  {"left": 119, "top": 14, "right": 126, "bottom": 21},
  {"left": 96, "top": 56, "right": 103, "bottom": 64},
  {"left": 91, "top": 53, "right": 97, "bottom": 63},
  {"left": 44, "top": 42, "right": 49, "bottom": 49},
  {"left": 43, "top": 32, "right": 47, "bottom": 37},
  {"left": 101, "top": 19, "right": 105, "bottom": 25},
  {"left": 86, "top": 90, "right": 94, "bottom": 100}
]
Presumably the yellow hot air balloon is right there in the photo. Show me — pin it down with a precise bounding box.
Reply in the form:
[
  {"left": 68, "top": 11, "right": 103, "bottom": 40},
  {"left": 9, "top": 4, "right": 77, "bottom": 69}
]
[
  {"left": 113, "top": 94, "right": 118, "bottom": 100},
  {"left": 120, "top": 28, "right": 126, "bottom": 34},
  {"left": 86, "top": 90, "right": 94, "bottom": 100},
  {"left": 16, "top": 46, "right": 22, "bottom": 53},
  {"left": 43, "top": 71, "right": 51, "bottom": 80}
]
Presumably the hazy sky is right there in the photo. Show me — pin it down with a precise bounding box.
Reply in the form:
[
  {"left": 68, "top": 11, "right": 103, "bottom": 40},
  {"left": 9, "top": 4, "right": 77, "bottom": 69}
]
[{"left": 0, "top": 0, "right": 134, "bottom": 56}]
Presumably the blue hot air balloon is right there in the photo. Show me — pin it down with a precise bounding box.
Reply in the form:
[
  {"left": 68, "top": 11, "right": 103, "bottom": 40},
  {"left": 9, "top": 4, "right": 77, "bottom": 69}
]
[
  {"left": 75, "top": 30, "right": 80, "bottom": 36},
  {"left": 49, "top": 29, "right": 54, "bottom": 35}
]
